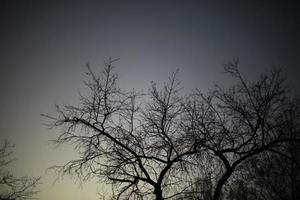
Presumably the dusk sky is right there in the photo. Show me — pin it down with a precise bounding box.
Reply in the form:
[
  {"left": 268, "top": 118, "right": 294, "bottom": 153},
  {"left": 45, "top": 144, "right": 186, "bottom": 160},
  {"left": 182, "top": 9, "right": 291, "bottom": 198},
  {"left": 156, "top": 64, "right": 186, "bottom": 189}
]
[{"left": 0, "top": 1, "right": 300, "bottom": 199}]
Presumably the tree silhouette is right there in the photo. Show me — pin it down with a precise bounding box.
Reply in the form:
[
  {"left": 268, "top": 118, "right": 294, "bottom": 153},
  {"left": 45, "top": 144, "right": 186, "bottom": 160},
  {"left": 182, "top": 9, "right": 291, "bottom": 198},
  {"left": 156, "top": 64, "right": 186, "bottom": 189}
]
[
  {"left": 45, "top": 58, "right": 201, "bottom": 200},
  {"left": 227, "top": 118, "right": 300, "bottom": 200},
  {"left": 184, "top": 60, "right": 300, "bottom": 200},
  {"left": 0, "top": 141, "right": 40, "bottom": 200},
  {"left": 45, "top": 58, "right": 299, "bottom": 200}
]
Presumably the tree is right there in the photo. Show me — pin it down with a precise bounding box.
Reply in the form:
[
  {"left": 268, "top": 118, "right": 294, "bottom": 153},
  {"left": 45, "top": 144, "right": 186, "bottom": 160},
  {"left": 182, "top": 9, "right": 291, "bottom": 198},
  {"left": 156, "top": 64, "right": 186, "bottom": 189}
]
[
  {"left": 45, "top": 58, "right": 299, "bottom": 200},
  {"left": 0, "top": 141, "right": 40, "bottom": 200},
  {"left": 45, "top": 58, "right": 200, "bottom": 200},
  {"left": 184, "top": 59, "right": 300, "bottom": 200},
  {"left": 224, "top": 137, "right": 300, "bottom": 200},
  {"left": 229, "top": 114, "right": 300, "bottom": 200}
]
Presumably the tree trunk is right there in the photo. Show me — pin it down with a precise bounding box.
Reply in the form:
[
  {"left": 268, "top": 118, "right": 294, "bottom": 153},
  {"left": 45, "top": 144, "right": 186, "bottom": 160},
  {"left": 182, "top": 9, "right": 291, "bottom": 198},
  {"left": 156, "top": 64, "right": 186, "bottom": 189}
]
[
  {"left": 213, "top": 169, "right": 233, "bottom": 200},
  {"left": 154, "top": 186, "right": 164, "bottom": 200}
]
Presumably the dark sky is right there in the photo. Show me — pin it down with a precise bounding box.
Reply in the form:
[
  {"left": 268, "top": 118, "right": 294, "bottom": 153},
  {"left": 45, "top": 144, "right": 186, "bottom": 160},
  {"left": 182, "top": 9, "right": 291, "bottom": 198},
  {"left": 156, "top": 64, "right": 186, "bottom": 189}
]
[{"left": 0, "top": 1, "right": 300, "bottom": 199}]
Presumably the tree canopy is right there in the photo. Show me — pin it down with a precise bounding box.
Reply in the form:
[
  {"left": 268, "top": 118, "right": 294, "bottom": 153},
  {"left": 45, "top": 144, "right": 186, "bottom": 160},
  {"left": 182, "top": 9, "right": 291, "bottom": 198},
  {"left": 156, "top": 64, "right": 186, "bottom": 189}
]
[{"left": 45, "top": 58, "right": 300, "bottom": 200}]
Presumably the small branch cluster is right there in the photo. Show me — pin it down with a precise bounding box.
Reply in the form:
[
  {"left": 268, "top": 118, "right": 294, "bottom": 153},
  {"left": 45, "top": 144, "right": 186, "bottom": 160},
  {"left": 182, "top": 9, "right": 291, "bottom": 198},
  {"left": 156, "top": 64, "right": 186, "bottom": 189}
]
[{"left": 0, "top": 141, "right": 40, "bottom": 200}]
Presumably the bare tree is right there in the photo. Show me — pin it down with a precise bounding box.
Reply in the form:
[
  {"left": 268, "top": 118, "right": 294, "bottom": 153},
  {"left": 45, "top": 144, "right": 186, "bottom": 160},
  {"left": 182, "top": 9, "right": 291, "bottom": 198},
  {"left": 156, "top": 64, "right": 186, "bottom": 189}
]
[
  {"left": 45, "top": 58, "right": 299, "bottom": 200},
  {"left": 224, "top": 136, "right": 300, "bottom": 200},
  {"left": 0, "top": 141, "right": 40, "bottom": 200},
  {"left": 45, "top": 58, "right": 201, "bottom": 200},
  {"left": 184, "top": 59, "right": 300, "bottom": 200},
  {"left": 232, "top": 117, "right": 300, "bottom": 200}
]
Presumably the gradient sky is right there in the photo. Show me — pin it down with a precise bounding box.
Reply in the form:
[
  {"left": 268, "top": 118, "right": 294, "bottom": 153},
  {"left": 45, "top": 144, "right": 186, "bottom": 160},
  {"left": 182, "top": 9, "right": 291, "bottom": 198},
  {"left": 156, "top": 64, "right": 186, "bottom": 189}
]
[{"left": 0, "top": 1, "right": 300, "bottom": 199}]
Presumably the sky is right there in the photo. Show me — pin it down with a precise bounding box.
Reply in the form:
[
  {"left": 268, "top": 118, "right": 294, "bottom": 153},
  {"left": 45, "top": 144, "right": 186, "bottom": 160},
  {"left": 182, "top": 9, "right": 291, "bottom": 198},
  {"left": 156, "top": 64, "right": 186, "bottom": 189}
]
[{"left": 0, "top": 0, "right": 300, "bottom": 199}]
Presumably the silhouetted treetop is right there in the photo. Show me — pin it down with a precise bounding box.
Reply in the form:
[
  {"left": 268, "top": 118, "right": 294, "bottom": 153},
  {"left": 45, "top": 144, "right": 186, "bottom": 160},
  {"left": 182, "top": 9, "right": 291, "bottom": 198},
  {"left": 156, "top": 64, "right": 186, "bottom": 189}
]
[{"left": 45, "top": 58, "right": 300, "bottom": 200}]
